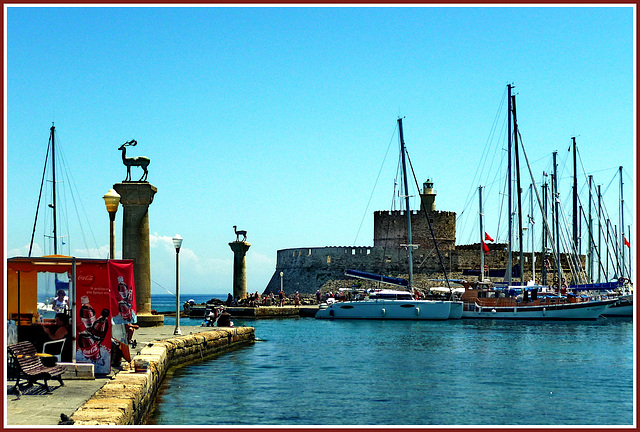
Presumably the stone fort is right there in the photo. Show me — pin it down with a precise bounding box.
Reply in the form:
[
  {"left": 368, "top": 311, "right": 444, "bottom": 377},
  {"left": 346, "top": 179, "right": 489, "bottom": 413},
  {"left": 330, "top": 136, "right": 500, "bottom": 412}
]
[{"left": 264, "top": 180, "right": 564, "bottom": 295}]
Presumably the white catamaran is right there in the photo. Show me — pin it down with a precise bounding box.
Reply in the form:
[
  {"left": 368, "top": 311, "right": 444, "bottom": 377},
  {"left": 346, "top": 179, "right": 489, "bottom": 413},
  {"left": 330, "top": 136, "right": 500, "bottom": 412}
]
[{"left": 316, "top": 118, "right": 461, "bottom": 320}]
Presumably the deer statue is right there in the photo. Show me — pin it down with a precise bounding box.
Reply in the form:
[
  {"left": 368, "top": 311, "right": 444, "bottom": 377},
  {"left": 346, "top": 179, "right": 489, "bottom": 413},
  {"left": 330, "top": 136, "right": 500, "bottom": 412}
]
[
  {"left": 233, "top": 225, "right": 247, "bottom": 242},
  {"left": 118, "top": 139, "right": 150, "bottom": 182}
]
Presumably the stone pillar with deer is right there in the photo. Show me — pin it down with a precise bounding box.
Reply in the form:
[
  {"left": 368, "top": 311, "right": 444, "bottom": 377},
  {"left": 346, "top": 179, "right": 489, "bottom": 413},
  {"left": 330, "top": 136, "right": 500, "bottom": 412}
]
[
  {"left": 113, "top": 182, "right": 163, "bottom": 327},
  {"left": 229, "top": 241, "right": 251, "bottom": 301}
]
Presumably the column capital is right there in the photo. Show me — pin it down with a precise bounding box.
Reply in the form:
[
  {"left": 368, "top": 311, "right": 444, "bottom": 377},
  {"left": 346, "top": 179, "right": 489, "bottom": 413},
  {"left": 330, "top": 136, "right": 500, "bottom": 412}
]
[
  {"left": 229, "top": 241, "right": 251, "bottom": 254},
  {"left": 113, "top": 182, "right": 157, "bottom": 206}
]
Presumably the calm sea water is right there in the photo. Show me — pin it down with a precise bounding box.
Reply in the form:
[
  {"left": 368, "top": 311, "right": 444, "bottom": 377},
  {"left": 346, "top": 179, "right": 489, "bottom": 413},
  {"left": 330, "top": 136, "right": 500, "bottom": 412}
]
[{"left": 149, "top": 294, "right": 634, "bottom": 426}]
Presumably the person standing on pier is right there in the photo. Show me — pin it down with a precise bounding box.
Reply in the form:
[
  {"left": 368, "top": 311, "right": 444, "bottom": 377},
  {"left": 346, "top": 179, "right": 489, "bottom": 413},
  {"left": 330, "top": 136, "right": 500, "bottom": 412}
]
[
  {"left": 278, "top": 290, "right": 285, "bottom": 307},
  {"left": 294, "top": 291, "right": 300, "bottom": 308}
]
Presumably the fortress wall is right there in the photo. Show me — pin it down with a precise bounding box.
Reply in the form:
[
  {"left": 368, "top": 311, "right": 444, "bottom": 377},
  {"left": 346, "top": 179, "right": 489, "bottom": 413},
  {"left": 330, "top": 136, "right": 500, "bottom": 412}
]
[
  {"left": 265, "top": 244, "right": 586, "bottom": 295},
  {"left": 374, "top": 210, "right": 456, "bottom": 251}
]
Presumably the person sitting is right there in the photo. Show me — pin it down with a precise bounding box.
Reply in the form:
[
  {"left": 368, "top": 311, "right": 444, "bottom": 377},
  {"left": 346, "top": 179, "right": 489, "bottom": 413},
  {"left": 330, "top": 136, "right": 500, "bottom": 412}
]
[
  {"left": 32, "top": 313, "right": 72, "bottom": 360},
  {"left": 52, "top": 289, "right": 69, "bottom": 312},
  {"left": 40, "top": 313, "right": 71, "bottom": 341},
  {"left": 125, "top": 323, "right": 139, "bottom": 348}
]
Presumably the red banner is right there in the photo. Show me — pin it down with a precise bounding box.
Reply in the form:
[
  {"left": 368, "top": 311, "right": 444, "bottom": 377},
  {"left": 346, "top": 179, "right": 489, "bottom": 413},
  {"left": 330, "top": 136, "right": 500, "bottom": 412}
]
[
  {"left": 75, "top": 262, "right": 112, "bottom": 374},
  {"left": 108, "top": 260, "right": 137, "bottom": 325}
]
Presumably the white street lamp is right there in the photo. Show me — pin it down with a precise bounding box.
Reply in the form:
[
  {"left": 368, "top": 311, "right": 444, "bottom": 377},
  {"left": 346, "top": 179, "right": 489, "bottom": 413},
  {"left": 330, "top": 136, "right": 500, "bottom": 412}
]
[
  {"left": 173, "top": 234, "right": 183, "bottom": 335},
  {"left": 103, "top": 189, "right": 121, "bottom": 259}
]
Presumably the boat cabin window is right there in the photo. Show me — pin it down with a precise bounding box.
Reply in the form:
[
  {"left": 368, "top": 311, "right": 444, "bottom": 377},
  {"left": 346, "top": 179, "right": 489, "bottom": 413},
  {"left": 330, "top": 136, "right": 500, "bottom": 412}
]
[{"left": 370, "top": 292, "right": 414, "bottom": 300}]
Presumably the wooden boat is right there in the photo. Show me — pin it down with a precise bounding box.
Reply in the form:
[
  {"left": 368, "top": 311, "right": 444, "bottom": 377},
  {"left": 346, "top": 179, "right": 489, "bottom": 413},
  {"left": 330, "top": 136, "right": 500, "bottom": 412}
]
[{"left": 460, "top": 283, "right": 616, "bottom": 320}]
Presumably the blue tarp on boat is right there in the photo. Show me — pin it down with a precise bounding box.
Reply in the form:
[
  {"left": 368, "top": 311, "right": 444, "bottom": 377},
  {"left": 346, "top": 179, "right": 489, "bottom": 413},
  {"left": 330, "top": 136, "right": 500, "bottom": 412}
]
[
  {"left": 344, "top": 269, "right": 409, "bottom": 287},
  {"left": 568, "top": 281, "right": 622, "bottom": 291}
]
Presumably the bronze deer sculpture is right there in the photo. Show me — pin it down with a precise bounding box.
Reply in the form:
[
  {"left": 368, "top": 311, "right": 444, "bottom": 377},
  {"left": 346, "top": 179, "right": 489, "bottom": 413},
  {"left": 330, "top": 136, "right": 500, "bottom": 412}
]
[
  {"left": 118, "top": 139, "right": 150, "bottom": 182},
  {"left": 233, "top": 225, "right": 247, "bottom": 242}
]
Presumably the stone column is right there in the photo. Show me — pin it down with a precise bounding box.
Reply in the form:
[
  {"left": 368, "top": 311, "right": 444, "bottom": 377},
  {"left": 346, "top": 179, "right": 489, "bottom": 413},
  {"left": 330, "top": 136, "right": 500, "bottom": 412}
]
[
  {"left": 113, "top": 182, "right": 164, "bottom": 327},
  {"left": 229, "top": 241, "right": 251, "bottom": 300}
]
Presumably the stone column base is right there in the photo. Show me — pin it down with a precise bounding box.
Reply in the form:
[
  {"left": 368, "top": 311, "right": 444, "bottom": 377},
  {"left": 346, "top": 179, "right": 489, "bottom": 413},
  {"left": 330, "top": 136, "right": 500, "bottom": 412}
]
[{"left": 136, "top": 314, "right": 165, "bottom": 327}]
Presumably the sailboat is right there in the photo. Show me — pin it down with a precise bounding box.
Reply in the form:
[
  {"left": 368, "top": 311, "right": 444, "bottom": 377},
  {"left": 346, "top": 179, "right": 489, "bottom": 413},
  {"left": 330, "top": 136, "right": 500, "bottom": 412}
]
[
  {"left": 460, "top": 86, "right": 616, "bottom": 319},
  {"left": 32, "top": 124, "right": 72, "bottom": 317},
  {"left": 568, "top": 164, "right": 633, "bottom": 317},
  {"left": 316, "top": 118, "right": 457, "bottom": 320}
]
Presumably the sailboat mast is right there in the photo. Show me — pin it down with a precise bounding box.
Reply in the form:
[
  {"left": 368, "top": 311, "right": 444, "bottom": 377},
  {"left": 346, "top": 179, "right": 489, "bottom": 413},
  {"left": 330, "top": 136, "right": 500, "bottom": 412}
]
[
  {"left": 597, "top": 185, "right": 602, "bottom": 283},
  {"left": 49, "top": 123, "right": 59, "bottom": 255},
  {"left": 572, "top": 137, "right": 578, "bottom": 257},
  {"left": 588, "top": 175, "right": 593, "bottom": 283},
  {"left": 530, "top": 183, "right": 535, "bottom": 284},
  {"left": 506, "top": 84, "right": 513, "bottom": 284},
  {"left": 512, "top": 94, "right": 524, "bottom": 285},
  {"left": 398, "top": 118, "right": 414, "bottom": 290},
  {"left": 542, "top": 178, "right": 548, "bottom": 285},
  {"left": 479, "top": 185, "right": 485, "bottom": 282},
  {"left": 553, "top": 151, "right": 562, "bottom": 288},
  {"left": 619, "top": 166, "right": 625, "bottom": 278}
]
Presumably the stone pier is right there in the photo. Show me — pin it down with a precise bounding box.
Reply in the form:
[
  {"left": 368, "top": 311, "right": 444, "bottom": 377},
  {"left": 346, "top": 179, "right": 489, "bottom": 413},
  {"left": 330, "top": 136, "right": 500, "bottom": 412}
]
[
  {"left": 113, "top": 182, "right": 163, "bottom": 327},
  {"left": 229, "top": 241, "right": 251, "bottom": 300}
]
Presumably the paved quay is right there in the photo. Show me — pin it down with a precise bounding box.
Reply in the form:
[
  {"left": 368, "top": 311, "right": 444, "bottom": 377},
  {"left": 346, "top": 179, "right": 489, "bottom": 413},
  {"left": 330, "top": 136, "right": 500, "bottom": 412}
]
[{"left": 5, "top": 324, "right": 231, "bottom": 426}]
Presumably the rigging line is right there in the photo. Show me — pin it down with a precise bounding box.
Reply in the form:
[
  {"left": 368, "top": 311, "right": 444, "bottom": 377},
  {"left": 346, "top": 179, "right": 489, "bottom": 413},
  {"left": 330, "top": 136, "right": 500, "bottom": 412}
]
[
  {"left": 376, "top": 158, "right": 403, "bottom": 279},
  {"left": 152, "top": 279, "right": 175, "bottom": 296},
  {"left": 58, "top": 143, "right": 100, "bottom": 256},
  {"left": 459, "top": 88, "right": 508, "bottom": 223},
  {"left": 515, "top": 129, "right": 562, "bottom": 270},
  {"left": 604, "top": 219, "right": 622, "bottom": 279},
  {"left": 406, "top": 150, "right": 452, "bottom": 293},
  {"left": 601, "top": 170, "right": 618, "bottom": 198},
  {"left": 576, "top": 190, "right": 611, "bottom": 281},
  {"left": 353, "top": 124, "right": 397, "bottom": 245},
  {"left": 556, "top": 201, "right": 587, "bottom": 283},
  {"left": 459, "top": 188, "right": 478, "bottom": 245},
  {"left": 29, "top": 134, "right": 52, "bottom": 257},
  {"left": 494, "top": 164, "right": 508, "bottom": 244},
  {"left": 457, "top": 92, "right": 508, "bottom": 237}
]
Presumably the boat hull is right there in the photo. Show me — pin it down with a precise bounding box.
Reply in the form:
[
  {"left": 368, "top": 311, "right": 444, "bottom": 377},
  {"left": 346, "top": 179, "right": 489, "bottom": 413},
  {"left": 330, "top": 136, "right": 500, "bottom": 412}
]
[
  {"left": 315, "top": 299, "right": 452, "bottom": 320},
  {"left": 602, "top": 297, "right": 633, "bottom": 317},
  {"left": 461, "top": 299, "right": 616, "bottom": 320},
  {"left": 448, "top": 301, "right": 463, "bottom": 319}
]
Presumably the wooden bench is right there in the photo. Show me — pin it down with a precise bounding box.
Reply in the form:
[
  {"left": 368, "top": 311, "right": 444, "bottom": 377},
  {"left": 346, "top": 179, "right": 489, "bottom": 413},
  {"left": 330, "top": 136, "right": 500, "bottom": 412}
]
[{"left": 7, "top": 341, "right": 66, "bottom": 393}]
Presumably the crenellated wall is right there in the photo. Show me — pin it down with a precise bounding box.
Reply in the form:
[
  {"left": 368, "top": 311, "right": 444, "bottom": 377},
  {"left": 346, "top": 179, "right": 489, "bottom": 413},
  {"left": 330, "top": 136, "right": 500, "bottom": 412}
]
[
  {"left": 373, "top": 209, "right": 457, "bottom": 251},
  {"left": 264, "top": 243, "right": 583, "bottom": 295}
]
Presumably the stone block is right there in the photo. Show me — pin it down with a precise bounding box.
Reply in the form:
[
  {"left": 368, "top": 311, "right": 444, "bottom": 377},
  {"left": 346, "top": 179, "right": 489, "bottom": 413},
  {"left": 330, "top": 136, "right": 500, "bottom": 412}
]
[{"left": 57, "top": 362, "right": 94, "bottom": 379}]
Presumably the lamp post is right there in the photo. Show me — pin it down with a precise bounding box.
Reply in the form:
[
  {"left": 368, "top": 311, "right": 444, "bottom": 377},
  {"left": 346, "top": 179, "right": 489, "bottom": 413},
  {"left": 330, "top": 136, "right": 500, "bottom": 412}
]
[
  {"left": 280, "top": 271, "right": 284, "bottom": 292},
  {"left": 173, "top": 234, "right": 183, "bottom": 335},
  {"left": 103, "top": 189, "right": 121, "bottom": 259}
]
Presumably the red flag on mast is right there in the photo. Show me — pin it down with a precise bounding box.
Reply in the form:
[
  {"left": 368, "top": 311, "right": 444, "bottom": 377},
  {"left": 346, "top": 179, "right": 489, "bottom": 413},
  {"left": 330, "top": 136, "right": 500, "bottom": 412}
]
[
  {"left": 485, "top": 232, "right": 494, "bottom": 242},
  {"left": 624, "top": 237, "right": 630, "bottom": 248},
  {"left": 482, "top": 241, "right": 490, "bottom": 254}
]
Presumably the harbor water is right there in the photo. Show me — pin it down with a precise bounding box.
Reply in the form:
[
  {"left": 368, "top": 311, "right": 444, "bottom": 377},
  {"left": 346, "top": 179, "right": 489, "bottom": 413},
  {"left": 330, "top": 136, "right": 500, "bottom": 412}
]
[{"left": 149, "top": 294, "right": 634, "bottom": 426}]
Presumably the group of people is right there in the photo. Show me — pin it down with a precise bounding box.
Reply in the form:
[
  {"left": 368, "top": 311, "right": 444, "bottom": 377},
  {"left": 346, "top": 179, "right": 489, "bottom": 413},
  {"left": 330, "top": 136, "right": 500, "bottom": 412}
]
[
  {"left": 27, "top": 288, "right": 139, "bottom": 365},
  {"left": 226, "top": 290, "right": 303, "bottom": 307}
]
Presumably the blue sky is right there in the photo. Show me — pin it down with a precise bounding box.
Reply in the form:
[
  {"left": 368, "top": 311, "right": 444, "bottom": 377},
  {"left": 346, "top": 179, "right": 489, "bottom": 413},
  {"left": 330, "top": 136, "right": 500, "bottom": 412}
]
[{"left": 5, "top": 5, "right": 635, "bottom": 295}]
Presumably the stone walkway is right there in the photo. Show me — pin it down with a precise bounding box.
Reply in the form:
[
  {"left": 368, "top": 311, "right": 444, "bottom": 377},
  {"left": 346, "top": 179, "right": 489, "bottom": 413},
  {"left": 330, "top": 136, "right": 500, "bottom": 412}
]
[{"left": 5, "top": 324, "right": 218, "bottom": 426}]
